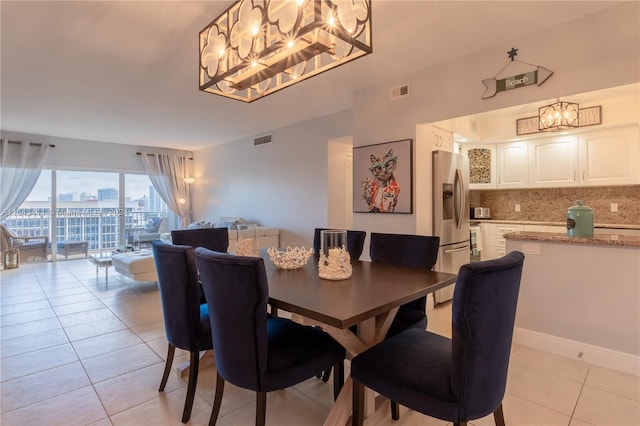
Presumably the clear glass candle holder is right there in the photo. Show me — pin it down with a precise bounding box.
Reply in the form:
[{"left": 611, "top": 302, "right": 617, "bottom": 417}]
[
  {"left": 318, "top": 230, "right": 352, "bottom": 280},
  {"left": 235, "top": 224, "right": 258, "bottom": 256}
]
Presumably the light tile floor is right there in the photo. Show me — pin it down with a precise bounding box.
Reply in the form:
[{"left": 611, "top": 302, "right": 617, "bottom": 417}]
[{"left": 1, "top": 259, "right": 638, "bottom": 426}]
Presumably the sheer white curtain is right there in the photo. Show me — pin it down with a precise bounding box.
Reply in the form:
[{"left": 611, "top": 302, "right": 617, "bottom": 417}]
[
  {"left": 0, "top": 140, "right": 50, "bottom": 219},
  {"left": 139, "top": 152, "right": 191, "bottom": 228}
]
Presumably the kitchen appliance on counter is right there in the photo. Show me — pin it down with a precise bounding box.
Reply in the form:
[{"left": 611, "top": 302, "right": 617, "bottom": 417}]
[
  {"left": 470, "top": 207, "right": 491, "bottom": 219},
  {"left": 433, "top": 150, "right": 470, "bottom": 304},
  {"left": 567, "top": 200, "right": 594, "bottom": 238}
]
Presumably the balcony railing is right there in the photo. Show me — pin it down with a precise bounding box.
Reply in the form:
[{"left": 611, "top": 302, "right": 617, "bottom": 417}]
[{"left": 2, "top": 207, "right": 167, "bottom": 255}]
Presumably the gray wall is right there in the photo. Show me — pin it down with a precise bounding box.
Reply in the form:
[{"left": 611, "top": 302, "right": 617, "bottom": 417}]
[{"left": 191, "top": 110, "right": 352, "bottom": 248}]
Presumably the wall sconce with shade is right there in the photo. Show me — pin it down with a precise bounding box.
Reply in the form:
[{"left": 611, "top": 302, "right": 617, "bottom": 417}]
[
  {"left": 183, "top": 177, "right": 196, "bottom": 184},
  {"left": 538, "top": 99, "right": 580, "bottom": 131},
  {"left": 198, "top": 0, "right": 372, "bottom": 102}
]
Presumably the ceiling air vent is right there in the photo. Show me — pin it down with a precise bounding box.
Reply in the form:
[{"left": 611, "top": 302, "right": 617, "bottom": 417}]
[
  {"left": 390, "top": 84, "right": 410, "bottom": 100},
  {"left": 253, "top": 134, "right": 272, "bottom": 146}
]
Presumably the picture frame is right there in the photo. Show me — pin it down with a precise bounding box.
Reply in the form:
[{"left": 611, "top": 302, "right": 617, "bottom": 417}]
[{"left": 353, "top": 139, "right": 413, "bottom": 214}]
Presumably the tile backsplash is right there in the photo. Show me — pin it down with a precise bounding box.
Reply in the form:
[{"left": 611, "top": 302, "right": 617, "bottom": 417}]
[{"left": 470, "top": 185, "right": 640, "bottom": 225}]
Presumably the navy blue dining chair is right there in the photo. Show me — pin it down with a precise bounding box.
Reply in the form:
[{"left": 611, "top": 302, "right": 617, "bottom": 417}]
[
  {"left": 318, "top": 232, "right": 440, "bottom": 395},
  {"left": 152, "top": 240, "right": 213, "bottom": 423},
  {"left": 171, "top": 227, "right": 229, "bottom": 303},
  {"left": 351, "top": 251, "right": 525, "bottom": 426},
  {"left": 369, "top": 233, "right": 440, "bottom": 339},
  {"left": 171, "top": 227, "right": 229, "bottom": 252},
  {"left": 194, "top": 248, "right": 345, "bottom": 426},
  {"left": 313, "top": 228, "right": 367, "bottom": 260}
]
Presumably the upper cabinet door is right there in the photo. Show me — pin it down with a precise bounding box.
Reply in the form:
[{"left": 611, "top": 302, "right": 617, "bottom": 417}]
[
  {"left": 430, "top": 126, "right": 454, "bottom": 152},
  {"left": 579, "top": 125, "right": 640, "bottom": 186},
  {"left": 497, "top": 142, "right": 528, "bottom": 188},
  {"left": 462, "top": 144, "right": 496, "bottom": 189},
  {"left": 528, "top": 135, "right": 579, "bottom": 187}
]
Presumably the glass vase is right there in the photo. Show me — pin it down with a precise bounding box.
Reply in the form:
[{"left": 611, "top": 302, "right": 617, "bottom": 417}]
[{"left": 318, "top": 230, "right": 352, "bottom": 280}]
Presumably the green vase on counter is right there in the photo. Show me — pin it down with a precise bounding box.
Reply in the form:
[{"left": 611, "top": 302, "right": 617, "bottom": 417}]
[{"left": 566, "top": 200, "right": 594, "bottom": 238}]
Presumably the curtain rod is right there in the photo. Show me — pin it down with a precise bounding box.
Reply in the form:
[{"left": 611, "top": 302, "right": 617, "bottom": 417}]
[
  {"left": 136, "top": 152, "right": 193, "bottom": 160},
  {"left": 6, "top": 140, "right": 55, "bottom": 148}
]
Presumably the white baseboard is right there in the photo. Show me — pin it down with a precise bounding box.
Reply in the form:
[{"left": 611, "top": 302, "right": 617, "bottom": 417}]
[{"left": 513, "top": 327, "right": 639, "bottom": 377}]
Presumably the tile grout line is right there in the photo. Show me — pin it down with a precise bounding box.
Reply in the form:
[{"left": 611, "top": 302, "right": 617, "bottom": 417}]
[{"left": 568, "top": 364, "right": 590, "bottom": 425}]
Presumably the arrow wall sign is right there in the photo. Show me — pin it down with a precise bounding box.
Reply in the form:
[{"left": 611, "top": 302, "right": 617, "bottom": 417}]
[{"left": 482, "top": 48, "right": 553, "bottom": 99}]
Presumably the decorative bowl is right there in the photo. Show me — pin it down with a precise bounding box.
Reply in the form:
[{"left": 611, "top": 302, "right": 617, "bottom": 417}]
[{"left": 267, "top": 246, "right": 313, "bottom": 270}]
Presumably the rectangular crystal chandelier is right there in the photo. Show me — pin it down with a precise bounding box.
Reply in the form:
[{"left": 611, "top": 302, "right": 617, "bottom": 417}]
[
  {"left": 538, "top": 100, "right": 580, "bottom": 131},
  {"left": 199, "top": 0, "right": 372, "bottom": 103}
]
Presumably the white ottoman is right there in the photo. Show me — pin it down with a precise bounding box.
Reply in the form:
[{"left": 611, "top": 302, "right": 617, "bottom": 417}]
[{"left": 112, "top": 250, "right": 158, "bottom": 282}]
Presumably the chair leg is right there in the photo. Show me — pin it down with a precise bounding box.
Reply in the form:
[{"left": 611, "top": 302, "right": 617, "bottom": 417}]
[
  {"left": 209, "top": 372, "right": 225, "bottom": 426},
  {"left": 391, "top": 400, "right": 400, "bottom": 420},
  {"left": 321, "top": 367, "right": 332, "bottom": 382},
  {"left": 181, "top": 350, "right": 200, "bottom": 423},
  {"left": 493, "top": 404, "right": 505, "bottom": 426},
  {"left": 333, "top": 360, "right": 344, "bottom": 400},
  {"left": 352, "top": 379, "right": 365, "bottom": 426},
  {"left": 256, "top": 391, "right": 267, "bottom": 426},
  {"left": 159, "top": 343, "right": 175, "bottom": 391}
]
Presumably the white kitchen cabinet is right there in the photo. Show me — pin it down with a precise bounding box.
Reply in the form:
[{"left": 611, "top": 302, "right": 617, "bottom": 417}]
[
  {"left": 496, "top": 142, "right": 528, "bottom": 188},
  {"left": 578, "top": 125, "right": 640, "bottom": 186},
  {"left": 595, "top": 228, "right": 640, "bottom": 237},
  {"left": 482, "top": 223, "right": 524, "bottom": 260},
  {"left": 430, "top": 126, "right": 455, "bottom": 152},
  {"left": 524, "top": 224, "right": 567, "bottom": 233},
  {"left": 461, "top": 144, "right": 496, "bottom": 189},
  {"left": 528, "top": 135, "right": 579, "bottom": 187}
]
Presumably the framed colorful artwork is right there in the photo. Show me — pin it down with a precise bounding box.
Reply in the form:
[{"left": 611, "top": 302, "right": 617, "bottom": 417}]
[{"left": 353, "top": 139, "right": 413, "bottom": 214}]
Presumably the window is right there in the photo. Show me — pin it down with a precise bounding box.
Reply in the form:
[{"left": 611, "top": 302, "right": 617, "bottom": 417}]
[{"left": 7, "top": 169, "right": 169, "bottom": 260}]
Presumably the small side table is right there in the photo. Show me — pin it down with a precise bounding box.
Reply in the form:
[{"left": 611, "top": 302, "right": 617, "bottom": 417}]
[{"left": 88, "top": 253, "right": 112, "bottom": 278}]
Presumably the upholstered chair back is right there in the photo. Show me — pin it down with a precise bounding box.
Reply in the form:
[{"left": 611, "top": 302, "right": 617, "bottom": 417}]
[
  {"left": 450, "top": 251, "right": 525, "bottom": 419},
  {"left": 369, "top": 233, "right": 440, "bottom": 337},
  {"left": 151, "top": 241, "right": 205, "bottom": 351},
  {"left": 171, "top": 227, "right": 229, "bottom": 252},
  {"left": 195, "top": 249, "right": 269, "bottom": 390},
  {"left": 369, "top": 233, "right": 440, "bottom": 270}
]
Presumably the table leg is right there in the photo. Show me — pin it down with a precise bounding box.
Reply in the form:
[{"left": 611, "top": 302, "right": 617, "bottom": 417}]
[
  {"left": 176, "top": 349, "right": 215, "bottom": 377},
  {"left": 357, "top": 318, "right": 376, "bottom": 418},
  {"left": 302, "top": 307, "right": 399, "bottom": 426},
  {"left": 323, "top": 377, "right": 353, "bottom": 426}
]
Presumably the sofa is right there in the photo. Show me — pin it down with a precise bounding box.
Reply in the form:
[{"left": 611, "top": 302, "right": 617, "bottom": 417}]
[
  {"left": 174, "top": 217, "right": 280, "bottom": 252},
  {"left": 125, "top": 217, "right": 168, "bottom": 247},
  {"left": 113, "top": 218, "right": 279, "bottom": 282},
  {"left": 112, "top": 250, "right": 158, "bottom": 282}
]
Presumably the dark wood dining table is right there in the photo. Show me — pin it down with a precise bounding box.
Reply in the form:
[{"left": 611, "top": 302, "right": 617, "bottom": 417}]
[{"left": 262, "top": 251, "right": 457, "bottom": 425}]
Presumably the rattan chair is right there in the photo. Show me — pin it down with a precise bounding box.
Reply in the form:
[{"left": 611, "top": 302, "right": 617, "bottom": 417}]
[{"left": 0, "top": 224, "right": 48, "bottom": 263}]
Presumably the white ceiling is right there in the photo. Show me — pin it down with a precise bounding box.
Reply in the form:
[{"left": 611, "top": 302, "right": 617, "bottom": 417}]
[{"left": 0, "top": 1, "right": 624, "bottom": 151}]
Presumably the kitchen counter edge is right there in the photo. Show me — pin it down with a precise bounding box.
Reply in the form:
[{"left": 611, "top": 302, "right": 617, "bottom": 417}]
[
  {"left": 473, "top": 220, "right": 640, "bottom": 230},
  {"left": 504, "top": 231, "right": 640, "bottom": 248}
]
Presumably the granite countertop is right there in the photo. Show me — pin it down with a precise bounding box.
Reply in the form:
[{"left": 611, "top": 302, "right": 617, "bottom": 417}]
[
  {"left": 504, "top": 231, "right": 640, "bottom": 248},
  {"left": 473, "top": 219, "right": 640, "bottom": 230}
]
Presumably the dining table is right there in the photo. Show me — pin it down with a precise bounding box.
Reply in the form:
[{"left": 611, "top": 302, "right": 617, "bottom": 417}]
[{"left": 261, "top": 251, "right": 458, "bottom": 426}]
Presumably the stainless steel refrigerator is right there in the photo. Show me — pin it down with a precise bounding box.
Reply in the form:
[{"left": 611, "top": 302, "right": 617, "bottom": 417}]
[{"left": 432, "top": 150, "right": 470, "bottom": 304}]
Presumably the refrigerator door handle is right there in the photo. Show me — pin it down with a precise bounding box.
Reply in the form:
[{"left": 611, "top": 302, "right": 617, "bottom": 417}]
[
  {"left": 444, "top": 244, "right": 470, "bottom": 253},
  {"left": 454, "top": 168, "right": 465, "bottom": 229}
]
